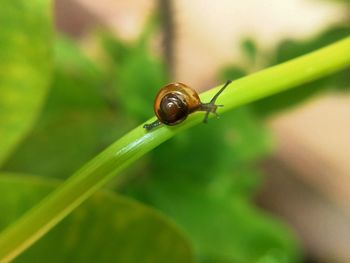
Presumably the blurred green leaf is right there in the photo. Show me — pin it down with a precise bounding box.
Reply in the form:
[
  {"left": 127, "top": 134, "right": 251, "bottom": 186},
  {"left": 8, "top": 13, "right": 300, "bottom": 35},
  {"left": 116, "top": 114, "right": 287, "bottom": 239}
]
[
  {"left": 222, "top": 26, "right": 350, "bottom": 118},
  {"left": 3, "top": 36, "right": 124, "bottom": 178},
  {"left": 220, "top": 67, "right": 247, "bottom": 82},
  {"left": 241, "top": 38, "right": 258, "bottom": 64},
  {"left": 2, "top": 18, "right": 245, "bottom": 183},
  {"left": 0, "top": 0, "right": 53, "bottom": 165},
  {"left": 4, "top": 31, "right": 168, "bottom": 178},
  {"left": 101, "top": 33, "right": 168, "bottom": 121},
  {"left": 138, "top": 183, "right": 299, "bottom": 263},
  {"left": 252, "top": 26, "right": 350, "bottom": 116},
  {"left": 0, "top": 174, "right": 195, "bottom": 263},
  {"left": 114, "top": 48, "right": 167, "bottom": 120},
  {"left": 4, "top": 31, "right": 166, "bottom": 178},
  {"left": 274, "top": 26, "right": 350, "bottom": 63},
  {"left": 121, "top": 108, "right": 300, "bottom": 262}
]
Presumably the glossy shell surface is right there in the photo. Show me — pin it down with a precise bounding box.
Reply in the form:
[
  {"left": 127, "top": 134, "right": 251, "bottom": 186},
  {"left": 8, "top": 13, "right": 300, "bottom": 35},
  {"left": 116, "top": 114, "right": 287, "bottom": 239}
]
[{"left": 154, "top": 82, "right": 201, "bottom": 125}]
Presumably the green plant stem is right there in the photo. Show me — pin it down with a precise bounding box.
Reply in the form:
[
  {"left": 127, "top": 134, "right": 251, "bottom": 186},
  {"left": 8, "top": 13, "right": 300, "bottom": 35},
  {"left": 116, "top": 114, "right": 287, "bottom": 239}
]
[{"left": 0, "top": 37, "right": 349, "bottom": 263}]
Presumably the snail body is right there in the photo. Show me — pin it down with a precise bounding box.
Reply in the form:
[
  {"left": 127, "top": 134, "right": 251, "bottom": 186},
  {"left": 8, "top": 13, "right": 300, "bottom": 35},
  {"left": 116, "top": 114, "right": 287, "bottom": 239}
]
[{"left": 144, "top": 80, "right": 232, "bottom": 131}]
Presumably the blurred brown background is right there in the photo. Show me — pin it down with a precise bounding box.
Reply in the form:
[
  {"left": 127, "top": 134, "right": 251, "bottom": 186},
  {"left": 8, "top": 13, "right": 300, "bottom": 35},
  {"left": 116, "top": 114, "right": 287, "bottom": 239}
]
[{"left": 55, "top": 1, "right": 350, "bottom": 262}]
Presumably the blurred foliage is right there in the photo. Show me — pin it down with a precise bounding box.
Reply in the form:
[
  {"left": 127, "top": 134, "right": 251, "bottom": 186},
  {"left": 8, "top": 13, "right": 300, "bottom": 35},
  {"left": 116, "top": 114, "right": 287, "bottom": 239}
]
[
  {"left": 0, "top": 0, "right": 53, "bottom": 165},
  {"left": 3, "top": 0, "right": 349, "bottom": 262},
  {"left": 100, "top": 31, "right": 168, "bottom": 121},
  {"left": 3, "top": 37, "right": 122, "bottom": 178},
  {"left": 0, "top": 174, "right": 194, "bottom": 263},
  {"left": 223, "top": 25, "right": 350, "bottom": 117},
  {"left": 241, "top": 38, "right": 258, "bottom": 64}
]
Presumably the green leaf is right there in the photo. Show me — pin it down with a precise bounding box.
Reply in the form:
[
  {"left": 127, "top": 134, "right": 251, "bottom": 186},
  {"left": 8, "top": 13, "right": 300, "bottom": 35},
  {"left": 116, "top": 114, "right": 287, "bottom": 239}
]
[
  {"left": 3, "top": 36, "right": 123, "bottom": 178},
  {"left": 241, "top": 38, "right": 258, "bottom": 64},
  {"left": 102, "top": 33, "right": 168, "bottom": 121},
  {"left": 0, "top": 0, "right": 53, "bottom": 165},
  {"left": 4, "top": 33, "right": 167, "bottom": 178},
  {"left": 0, "top": 174, "right": 195, "bottom": 263},
  {"left": 114, "top": 48, "right": 167, "bottom": 120},
  {"left": 220, "top": 67, "right": 247, "bottom": 83},
  {"left": 139, "top": 181, "right": 299, "bottom": 263}
]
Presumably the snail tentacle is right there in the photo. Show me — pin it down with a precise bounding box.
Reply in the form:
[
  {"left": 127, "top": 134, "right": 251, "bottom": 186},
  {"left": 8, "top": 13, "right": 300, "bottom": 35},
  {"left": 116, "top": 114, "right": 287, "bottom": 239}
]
[{"left": 200, "top": 80, "right": 232, "bottom": 123}]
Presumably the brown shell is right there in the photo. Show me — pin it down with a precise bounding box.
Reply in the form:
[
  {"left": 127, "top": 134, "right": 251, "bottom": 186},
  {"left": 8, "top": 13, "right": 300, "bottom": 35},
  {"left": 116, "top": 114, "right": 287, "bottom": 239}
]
[{"left": 154, "top": 82, "right": 201, "bottom": 125}]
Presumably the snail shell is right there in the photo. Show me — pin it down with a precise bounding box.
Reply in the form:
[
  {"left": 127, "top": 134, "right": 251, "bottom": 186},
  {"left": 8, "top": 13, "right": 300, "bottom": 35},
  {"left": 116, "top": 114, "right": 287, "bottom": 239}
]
[{"left": 154, "top": 82, "right": 201, "bottom": 125}]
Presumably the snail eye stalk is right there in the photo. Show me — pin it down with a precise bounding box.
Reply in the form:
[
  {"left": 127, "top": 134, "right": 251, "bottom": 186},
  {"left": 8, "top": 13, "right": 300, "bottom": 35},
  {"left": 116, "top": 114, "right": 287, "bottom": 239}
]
[{"left": 200, "top": 80, "right": 232, "bottom": 123}]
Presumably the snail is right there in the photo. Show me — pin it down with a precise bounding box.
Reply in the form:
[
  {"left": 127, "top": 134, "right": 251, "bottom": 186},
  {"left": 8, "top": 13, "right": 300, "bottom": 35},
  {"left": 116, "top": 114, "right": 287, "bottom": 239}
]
[{"left": 143, "top": 80, "right": 232, "bottom": 131}]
